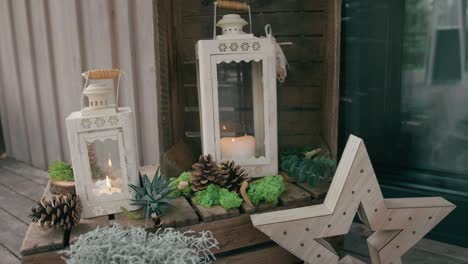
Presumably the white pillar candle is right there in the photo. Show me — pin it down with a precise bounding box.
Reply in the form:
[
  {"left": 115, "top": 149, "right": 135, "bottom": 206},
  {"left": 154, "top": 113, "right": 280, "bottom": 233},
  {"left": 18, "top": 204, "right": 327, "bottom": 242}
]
[{"left": 220, "top": 135, "right": 256, "bottom": 160}]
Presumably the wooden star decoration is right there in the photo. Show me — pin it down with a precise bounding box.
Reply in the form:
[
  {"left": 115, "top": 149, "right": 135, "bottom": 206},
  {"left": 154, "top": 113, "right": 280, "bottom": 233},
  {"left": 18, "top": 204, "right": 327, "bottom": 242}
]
[{"left": 251, "top": 135, "right": 455, "bottom": 264}]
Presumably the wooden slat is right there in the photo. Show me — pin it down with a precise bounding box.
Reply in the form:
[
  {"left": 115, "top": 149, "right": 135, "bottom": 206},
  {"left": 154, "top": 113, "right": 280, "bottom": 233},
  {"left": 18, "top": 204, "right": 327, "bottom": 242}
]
[
  {"left": 0, "top": 0, "right": 30, "bottom": 163},
  {"left": 0, "top": 184, "right": 36, "bottom": 223},
  {"left": 0, "top": 245, "right": 20, "bottom": 264},
  {"left": 280, "top": 182, "right": 312, "bottom": 208},
  {"left": 131, "top": 0, "right": 160, "bottom": 165},
  {"left": 182, "top": 12, "right": 325, "bottom": 38},
  {"left": 241, "top": 201, "right": 278, "bottom": 214},
  {"left": 183, "top": 0, "right": 326, "bottom": 16},
  {"left": 28, "top": 0, "right": 63, "bottom": 165},
  {"left": 0, "top": 168, "right": 44, "bottom": 201},
  {"left": 321, "top": 0, "right": 342, "bottom": 158},
  {"left": 10, "top": 0, "right": 47, "bottom": 169},
  {"left": 48, "top": 0, "right": 83, "bottom": 162},
  {"left": 21, "top": 250, "right": 66, "bottom": 264},
  {"left": 178, "top": 214, "right": 270, "bottom": 254},
  {"left": 191, "top": 198, "right": 240, "bottom": 222},
  {"left": 20, "top": 224, "right": 64, "bottom": 256},
  {"left": 69, "top": 216, "right": 109, "bottom": 244},
  {"left": 0, "top": 159, "right": 49, "bottom": 186},
  {"left": 0, "top": 208, "right": 28, "bottom": 258},
  {"left": 214, "top": 244, "right": 301, "bottom": 264}
]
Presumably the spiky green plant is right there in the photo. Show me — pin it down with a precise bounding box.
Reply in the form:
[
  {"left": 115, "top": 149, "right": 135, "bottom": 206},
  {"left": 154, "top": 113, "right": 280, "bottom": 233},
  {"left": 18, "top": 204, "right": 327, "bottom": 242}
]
[{"left": 128, "top": 169, "right": 174, "bottom": 218}]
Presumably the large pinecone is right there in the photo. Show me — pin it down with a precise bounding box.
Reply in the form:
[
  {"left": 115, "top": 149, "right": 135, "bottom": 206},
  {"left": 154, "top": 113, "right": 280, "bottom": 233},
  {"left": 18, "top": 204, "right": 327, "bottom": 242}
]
[
  {"left": 190, "top": 154, "right": 229, "bottom": 191},
  {"left": 220, "top": 160, "right": 248, "bottom": 192},
  {"left": 30, "top": 194, "right": 81, "bottom": 230}
]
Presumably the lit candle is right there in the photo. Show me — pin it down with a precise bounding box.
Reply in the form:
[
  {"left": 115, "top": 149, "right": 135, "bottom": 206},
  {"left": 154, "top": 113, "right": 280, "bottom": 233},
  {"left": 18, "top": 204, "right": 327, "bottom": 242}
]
[
  {"left": 220, "top": 135, "right": 256, "bottom": 160},
  {"left": 93, "top": 176, "right": 122, "bottom": 195}
]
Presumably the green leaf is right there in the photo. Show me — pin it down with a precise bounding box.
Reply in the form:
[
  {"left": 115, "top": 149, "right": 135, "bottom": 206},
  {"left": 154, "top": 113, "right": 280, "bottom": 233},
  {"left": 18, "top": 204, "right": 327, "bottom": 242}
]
[{"left": 120, "top": 207, "right": 143, "bottom": 220}]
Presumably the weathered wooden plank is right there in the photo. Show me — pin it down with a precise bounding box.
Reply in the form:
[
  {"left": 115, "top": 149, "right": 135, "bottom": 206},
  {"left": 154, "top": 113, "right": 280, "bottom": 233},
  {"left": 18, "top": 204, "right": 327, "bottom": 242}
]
[
  {"left": 69, "top": 216, "right": 109, "bottom": 244},
  {"left": 131, "top": 0, "right": 160, "bottom": 165},
  {"left": 20, "top": 224, "right": 64, "bottom": 256},
  {"left": 0, "top": 184, "right": 36, "bottom": 223},
  {"left": 296, "top": 179, "right": 331, "bottom": 200},
  {"left": 321, "top": 0, "right": 342, "bottom": 158},
  {"left": 0, "top": 159, "right": 49, "bottom": 186},
  {"left": 28, "top": 0, "right": 63, "bottom": 165},
  {"left": 183, "top": 12, "right": 325, "bottom": 38},
  {"left": 178, "top": 214, "right": 270, "bottom": 254},
  {"left": 21, "top": 249, "right": 66, "bottom": 264},
  {"left": 0, "top": 245, "right": 20, "bottom": 264},
  {"left": 183, "top": 0, "right": 326, "bottom": 16},
  {"left": 0, "top": 168, "right": 44, "bottom": 201},
  {"left": 10, "top": 0, "right": 47, "bottom": 169},
  {"left": 0, "top": 0, "right": 30, "bottom": 163},
  {"left": 214, "top": 244, "right": 301, "bottom": 264},
  {"left": 191, "top": 198, "right": 240, "bottom": 222},
  {"left": 280, "top": 182, "right": 312, "bottom": 208},
  {"left": 0, "top": 208, "right": 28, "bottom": 257},
  {"left": 241, "top": 201, "right": 278, "bottom": 214}
]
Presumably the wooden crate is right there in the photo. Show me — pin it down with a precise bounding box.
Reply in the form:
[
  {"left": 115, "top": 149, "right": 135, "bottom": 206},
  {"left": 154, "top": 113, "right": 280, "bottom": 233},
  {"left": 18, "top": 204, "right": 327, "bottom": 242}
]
[
  {"left": 156, "top": 0, "right": 341, "bottom": 160},
  {"left": 20, "top": 176, "right": 331, "bottom": 263}
]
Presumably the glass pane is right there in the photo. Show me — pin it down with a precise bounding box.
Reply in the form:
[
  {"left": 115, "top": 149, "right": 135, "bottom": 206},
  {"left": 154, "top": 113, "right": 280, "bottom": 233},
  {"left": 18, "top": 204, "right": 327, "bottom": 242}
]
[
  {"left": 87, "top": 137, "right": 123, "bottom": 196},
  {"left": 216, "top": 60, "right": 266, "bottom": 161},
  {"left": 401, "top": 0, "right": 467, "bottom": 173}
]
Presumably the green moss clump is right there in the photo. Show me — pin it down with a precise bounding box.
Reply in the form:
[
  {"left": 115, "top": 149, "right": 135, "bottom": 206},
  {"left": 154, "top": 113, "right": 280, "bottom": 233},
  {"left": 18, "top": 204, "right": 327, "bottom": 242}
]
[
  {"left": 218, "top": 188, "right": 243, "bottom": 209},
  {"left": 49, "top": 161, "right": 74, "bottom": 182},
  {"left": 169, "top": 172, "right": 192, "bottom": 198},
  {"left": 194, "top": 184, "right": 242, "bottom": 209},
  {"left": 247, "top": 175, "right": 285, "bottom": 206}
]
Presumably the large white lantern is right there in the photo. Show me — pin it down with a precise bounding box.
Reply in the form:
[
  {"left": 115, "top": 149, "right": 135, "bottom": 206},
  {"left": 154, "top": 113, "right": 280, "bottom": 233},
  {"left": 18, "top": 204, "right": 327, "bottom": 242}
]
[
  {"left": 66, "top": 69, "right": 140, "bottom": 218},
  {"left": 196, "top": 2, "right": 278, "bottom": 177}
]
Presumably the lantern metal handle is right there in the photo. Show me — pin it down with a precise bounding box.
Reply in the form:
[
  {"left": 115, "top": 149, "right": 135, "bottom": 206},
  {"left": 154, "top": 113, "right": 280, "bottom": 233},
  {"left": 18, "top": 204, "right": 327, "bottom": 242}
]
[
  {"left": 81, "top": 69, "right": 123, "bottom": 111},
  {"left": 213, "top": 1, "right": 252, "bottom": 39}
]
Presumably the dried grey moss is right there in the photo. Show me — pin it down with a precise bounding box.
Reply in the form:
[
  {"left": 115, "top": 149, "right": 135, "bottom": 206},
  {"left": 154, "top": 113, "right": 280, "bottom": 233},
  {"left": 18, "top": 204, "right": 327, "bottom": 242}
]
[{"left": 64, "top": 225, "right": 219, "bottom": 264}]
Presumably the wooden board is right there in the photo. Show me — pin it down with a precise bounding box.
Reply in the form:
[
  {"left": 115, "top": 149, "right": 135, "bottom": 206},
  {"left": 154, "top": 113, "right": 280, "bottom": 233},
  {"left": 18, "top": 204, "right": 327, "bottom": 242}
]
[
  {"left": 20, "top": 224, "right": 64, "bottom": 256},
  {"left": 178, "top": 214, "right": 270, "bottom": 254},
  {"left": 214, "top": 244, "right": 301, "bottom": 264},
  {"left": 241, "top": 201, "right": 278, "bottom": 214},
  {"left": 0, "top": 245, "right": 19, "bottom": 264},
  {"left": 69, "top": 216, "right": 109, "bottom": 244},
  {"left": 280, "top": 182, "right": 312, "bottom": 208},
  {"left": 0, "top": 168, "right": 45, "bottom": 201},
  {"left": 21, "top": 250, "right": 66, "bottom": 264},
  {"left": 0, "top": 208, "right": 29, "bottom": 257},
  {"left": 191, "top": 198, "right": 240, "bottom": 222}
]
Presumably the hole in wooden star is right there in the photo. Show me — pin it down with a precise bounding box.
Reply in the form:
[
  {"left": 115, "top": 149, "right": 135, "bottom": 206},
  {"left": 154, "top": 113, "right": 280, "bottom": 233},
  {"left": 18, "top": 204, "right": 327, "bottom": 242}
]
[
  {"left": 374, "top": 208, "right": 378, "bottom": 212},
  {"left": 317, "top": 254, "right": 321, "bottom": 258},
  {"left": 300, "top": 243, "right": 304, "bottom": 247},
  {"left": 412, "top": 231, "right": 416, "bottom": 235},
  {"left": 306, "top": 227, "right": 310, "bottom": 231},
  {"left": 283, "top": 231, "right": 287, "bottom": 235},
  {"left": 368, "top": 189, "right": 371, "bottom": 193},
  {"left": 352, "top": 190, "right": 355, "bottom": 194},
  {"left": 388, "top": 218, "right": 392, "bottom": 221},
  {"left": 429, "top": 216, "right": 432, "bottom": 220},
  {"left": 343, "top": 212, "right": 347, "bottom": 215},
  {"left": 328, "top": 224, "right": 332, "bottom": 228},
  {"left": 409, "top": 217, "right": 412, "bottom": 221}
]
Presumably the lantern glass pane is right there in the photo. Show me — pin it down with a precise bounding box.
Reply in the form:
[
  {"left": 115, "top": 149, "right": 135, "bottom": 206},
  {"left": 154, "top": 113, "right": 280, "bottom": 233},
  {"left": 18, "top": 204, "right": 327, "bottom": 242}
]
[
  {"left": 86, "top": 137, "right": 123, "bottom": 197},
  {"left": 217, "top": 60, "right": 266, "bottom": 161}
]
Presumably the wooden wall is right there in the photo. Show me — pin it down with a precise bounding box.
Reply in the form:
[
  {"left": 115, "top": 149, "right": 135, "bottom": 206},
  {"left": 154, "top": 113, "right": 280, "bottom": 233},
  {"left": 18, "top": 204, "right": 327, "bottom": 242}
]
[
  {"left": 0, "top": 0, "right": 161, "bottom": 169},
  {"left": 169, "top": 0, "right": 339, "bottom": 155}
]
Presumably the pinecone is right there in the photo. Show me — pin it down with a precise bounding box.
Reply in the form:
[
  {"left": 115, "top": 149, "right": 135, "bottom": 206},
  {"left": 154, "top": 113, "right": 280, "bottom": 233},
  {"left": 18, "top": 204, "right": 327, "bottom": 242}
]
[
  {"left": 190, "top": 154, "right": 229, "bottom": 191},
  {"left": 220, "top": 160, "right": 248, "bottom": 192},
  {"left": 29, "top": 194, "right": 81, "bottom": 230}
]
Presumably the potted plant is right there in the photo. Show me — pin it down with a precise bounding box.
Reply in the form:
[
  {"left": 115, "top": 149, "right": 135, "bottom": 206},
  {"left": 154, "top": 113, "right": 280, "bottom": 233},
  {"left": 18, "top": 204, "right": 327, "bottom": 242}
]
[{"left": 49, "top": 161, "right": 76, "bottom": 195}]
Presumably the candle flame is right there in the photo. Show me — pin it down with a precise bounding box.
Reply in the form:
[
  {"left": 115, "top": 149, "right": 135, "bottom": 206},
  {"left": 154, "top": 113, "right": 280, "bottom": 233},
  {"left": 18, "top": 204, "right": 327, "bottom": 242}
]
[
  {"left": 105, "top": 175, "right": 112, "bottom": 192},
  {"left": 231, "top": 138, "right": 235, "bottom": 142},
  {"left": 108, "top": 157, "right": 112, "bottom": 167},
  {"left": 222, "top": 125, "right": 227, "bottom": 131}
]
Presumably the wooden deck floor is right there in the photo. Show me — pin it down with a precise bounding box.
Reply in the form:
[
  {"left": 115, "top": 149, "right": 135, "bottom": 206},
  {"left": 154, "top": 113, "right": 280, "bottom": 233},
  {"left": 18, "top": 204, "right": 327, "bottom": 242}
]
[{"left": 0, "top": 157, "right": 467, "bottom": 264}]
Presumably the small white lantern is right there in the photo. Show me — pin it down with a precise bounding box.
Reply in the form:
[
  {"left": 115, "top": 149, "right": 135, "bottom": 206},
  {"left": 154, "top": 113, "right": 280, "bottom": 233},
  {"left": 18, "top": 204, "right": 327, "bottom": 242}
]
[
  {"left": 196, "top": 2, "right": 278, "bottom": 177},
  {"left": 66, "top": 69, "right": 140, "bottom": 218}
]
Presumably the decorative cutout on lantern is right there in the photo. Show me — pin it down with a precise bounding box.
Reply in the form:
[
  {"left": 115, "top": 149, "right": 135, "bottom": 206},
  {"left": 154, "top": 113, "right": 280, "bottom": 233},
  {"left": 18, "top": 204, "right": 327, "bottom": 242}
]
[
  {"left": 66, "top": 69, "right": 140, "bottom": 218},
  {"left": 195, "top": 2, "right": 278, "bottom": 177}
]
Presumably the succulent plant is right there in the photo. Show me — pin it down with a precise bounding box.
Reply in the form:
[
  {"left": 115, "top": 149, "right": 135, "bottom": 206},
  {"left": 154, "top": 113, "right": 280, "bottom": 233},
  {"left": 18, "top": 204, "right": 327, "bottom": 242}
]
[{"left": 128, "top": 169, "right": 174, "bottom": 221}]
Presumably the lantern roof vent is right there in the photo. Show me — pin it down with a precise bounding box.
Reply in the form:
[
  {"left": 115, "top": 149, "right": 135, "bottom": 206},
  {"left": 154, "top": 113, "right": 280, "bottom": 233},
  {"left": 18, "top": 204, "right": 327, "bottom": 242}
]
[{"left": 216, "top": 14, "right": 253, "bottom": 39}]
